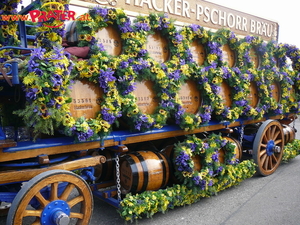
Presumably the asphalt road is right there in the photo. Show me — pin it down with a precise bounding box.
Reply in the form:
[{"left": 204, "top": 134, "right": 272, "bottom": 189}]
[{"left": 1, "top": 119, "right": 300, "bottom": 225}]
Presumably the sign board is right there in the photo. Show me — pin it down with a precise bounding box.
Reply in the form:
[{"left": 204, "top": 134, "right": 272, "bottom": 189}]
[{"left": 72, "top": 0, "right": 279, "bottom": 41}]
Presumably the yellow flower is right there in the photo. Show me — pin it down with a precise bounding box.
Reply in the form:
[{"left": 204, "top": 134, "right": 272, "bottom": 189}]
[
  {"left": 23, "top": 73, "right": 38, "bottom": 85},
  {"left": 47, "top": 32, "right": 59, "bottom": 42},
  {"left": 185, "top": 116, "right": 193, "bottom": 124}
]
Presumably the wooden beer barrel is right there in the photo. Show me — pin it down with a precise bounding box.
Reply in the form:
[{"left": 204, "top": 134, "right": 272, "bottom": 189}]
[
  {"left": 222, "top": 44, "right": 235, "bottom": 67},
  {"left": 219, "top": 81, "right": 232, "bottom": 107},
  {"left": 64, "top": 22, "right": 122, "bottom": 56},
  {"left": 178, "top": 80, "right": 201, "bottom": 114},
  {"left": 246, "top": 81, "right": 259, "bottom": 108},
  {"left": 93, "top": 149, "right": 115, "bottom": 182},
  {"left": 282, "top": 125, "right": 296, "bottom": 144},
  {"left": 161, "top": 145, "right": 200, "bottom": 184},
  {"left": 223, "top": 136, "right": 242, "bottom": 161},
  {"left": 120, "top": 151, "right": 169, "bottom": 194},
  {"left": 146, "top": 30, "right": 170, "bottom": 63},
  {"left": 69, "top": 80, "right": 103, "bottom": 119},
  {"left": 132, "top": 80, "right": 159, "bottom": 115},
  {"left": 95, "top": 25, "right": 122, "bottom": 56},
  {"left": 271, "top": 82, "right": 281, "bottom": 102},
  {"left": 190, "top": 40, "right": 206, "bottom": 65}
]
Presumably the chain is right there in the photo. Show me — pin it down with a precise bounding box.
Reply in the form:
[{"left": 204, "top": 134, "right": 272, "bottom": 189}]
[
  {"left": 115, "top": 153, "right": 121, "bottom": 202},
  {"left": 240, "top": 125, "right": 244, "bottom": 146}
]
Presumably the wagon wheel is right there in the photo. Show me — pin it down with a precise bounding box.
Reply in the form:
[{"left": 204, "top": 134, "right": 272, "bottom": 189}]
[
  {"left": 253, "top": 120, "right": 284, "bottom": 176},
  {"left": 7, "top": 169, "right": 93, "bottom": 225}
]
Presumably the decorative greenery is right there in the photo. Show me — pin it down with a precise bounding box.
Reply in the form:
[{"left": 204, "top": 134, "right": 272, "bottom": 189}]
[
  {"left": 173, "top": 133, "right": 240, "bottom": 192},
  {"left": 282, "top": 139, "right": 300, "bottom": 162},
  {"left": 0, "top": 0, "right": 21, "bottom": 63},
  {"left": 119, "top": 134, "right": 256, "bottom": 221}
]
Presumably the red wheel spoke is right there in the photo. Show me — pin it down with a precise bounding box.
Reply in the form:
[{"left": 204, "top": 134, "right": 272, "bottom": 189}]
[{"left": 60, "top": 183, "right": 75, "bottom": 201}]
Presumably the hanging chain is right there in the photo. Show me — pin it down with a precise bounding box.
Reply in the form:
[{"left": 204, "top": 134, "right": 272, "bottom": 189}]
[
  {"left": 115, "top": 153, "right": 122, "bottom": 202},
  {"left": 240, "top": 125, "right": 244, "bottom": 146}
]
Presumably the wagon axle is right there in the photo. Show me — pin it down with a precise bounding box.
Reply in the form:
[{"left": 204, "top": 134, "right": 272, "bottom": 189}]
[
  {"left": 266, "top": 140, "right": 281, "bottom": 156},
  {"left": 41, "top": 200, "right": 70, "bottom": 225}
]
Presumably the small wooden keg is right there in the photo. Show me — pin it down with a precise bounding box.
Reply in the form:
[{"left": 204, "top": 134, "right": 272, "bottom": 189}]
[
  {"left": 133, "top": 80, "right": 159, "bottom": 115},
  {"left": 222, "top": 44, "right": 235, "bottom": 67},
  {"left": 146, "top": 31, "right": 170, "bottom": 63},
  {"left": 178, "top": 80, "right": 201, "bottom": 114},
  {"left": 282, "top": 124, "right": 296, "bottom": 144},
  {"left": 120, "top": 151, "right": 170, "bottom": 194},
  {"left": 69, "top": 80, "right": 103, "bottom": 119},
  {"left": 190, "top": 40, "right": 206, "bottom": 65}
]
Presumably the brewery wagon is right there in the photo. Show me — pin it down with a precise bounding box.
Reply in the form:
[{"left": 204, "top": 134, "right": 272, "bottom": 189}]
[{"left": 1, "top": 0, "right": 300, "bottom": 224}]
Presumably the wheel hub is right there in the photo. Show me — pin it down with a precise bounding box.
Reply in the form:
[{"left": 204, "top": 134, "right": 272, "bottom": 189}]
[
  {"left": 41, "top": 200, "right": 70, "bottom": 225},
  {"left": 266, "top": 140, "right": 281, "bottom": 156}
]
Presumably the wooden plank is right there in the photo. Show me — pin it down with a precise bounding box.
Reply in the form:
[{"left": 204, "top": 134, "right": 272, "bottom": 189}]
[
  {"left": 0, "top": 114, "right": 293, "bottom": 163},
  {"left": 0, "top": 140, "right": 17, "bottom": 148},
  {"left": 0, "top": 155, "right": 106, "bottom": 185}
]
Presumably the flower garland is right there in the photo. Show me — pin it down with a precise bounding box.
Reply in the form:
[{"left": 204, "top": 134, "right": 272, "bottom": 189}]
[
  {"left": 173, "top": 133, "right": 241, "bottom": 193},
  {"left": 0, "top": 0, "right": 21, "bottom": 63},
  {"left": 275, "top": 43, "right": 300, "bottom": 114},
  {"left": 192, "top": 29, "right": 250, "bottom": 122},
  {"left": 67, "top": 43, "right": 122, "bottom": 141},
  {"left": 236, "top": 36, "right": 277, "bottom": 119},
  {"left": 65, "top": 6, "right": 129, "bottom": 140},
  {"left": 119, "top": 160, "right": 256, "bottom": 221},
  {"left": 112, "top": 13, "right": 185, "bottom": 131},
  {"left": 282, "top": 139, "right": 300, "bottom": 162}
]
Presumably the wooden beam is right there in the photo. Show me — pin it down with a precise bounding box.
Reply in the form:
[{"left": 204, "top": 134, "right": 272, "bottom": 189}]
[{"left": 0, "top": 155, "right": 106, "bottom": 185}]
